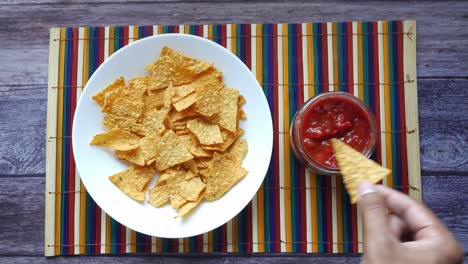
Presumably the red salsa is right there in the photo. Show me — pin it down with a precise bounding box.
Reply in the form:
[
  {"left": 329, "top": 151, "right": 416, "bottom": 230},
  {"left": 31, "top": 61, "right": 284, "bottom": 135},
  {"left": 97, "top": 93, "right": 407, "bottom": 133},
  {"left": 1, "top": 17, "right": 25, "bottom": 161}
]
[{"left": 299, "top": 96, "right": 373, "bottom": 169}]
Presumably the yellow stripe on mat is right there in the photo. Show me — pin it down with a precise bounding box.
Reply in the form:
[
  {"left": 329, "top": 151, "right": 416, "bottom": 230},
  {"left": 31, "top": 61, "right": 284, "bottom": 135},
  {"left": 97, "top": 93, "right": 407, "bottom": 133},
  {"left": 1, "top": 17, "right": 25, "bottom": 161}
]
[{"left": 54, "top": 27, "right": 66, "bottom": 256}]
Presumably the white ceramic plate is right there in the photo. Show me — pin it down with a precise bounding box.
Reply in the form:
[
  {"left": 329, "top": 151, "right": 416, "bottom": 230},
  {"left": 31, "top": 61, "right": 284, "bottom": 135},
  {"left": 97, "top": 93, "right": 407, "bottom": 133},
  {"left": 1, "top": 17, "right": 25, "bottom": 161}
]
[{"left": 72, "top": 34, "right": 273, "bottom": 238}]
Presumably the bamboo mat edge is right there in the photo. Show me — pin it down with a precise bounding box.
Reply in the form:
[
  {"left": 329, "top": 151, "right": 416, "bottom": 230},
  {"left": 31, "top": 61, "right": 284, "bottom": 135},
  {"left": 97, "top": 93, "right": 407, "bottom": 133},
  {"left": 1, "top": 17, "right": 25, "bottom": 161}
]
[
  {"left": 45, "top": 27, "right": 61, "bottom": 257},
  {"left": 402, "top": 20, "right": 421, "bottom": 200}
]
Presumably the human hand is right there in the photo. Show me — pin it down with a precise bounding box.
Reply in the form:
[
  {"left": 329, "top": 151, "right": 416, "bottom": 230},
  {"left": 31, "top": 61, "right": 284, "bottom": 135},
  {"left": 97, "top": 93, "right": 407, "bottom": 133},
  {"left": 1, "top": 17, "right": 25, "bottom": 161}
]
[{"left": 358, "top": 181, "right": 464, "bottom": 264}]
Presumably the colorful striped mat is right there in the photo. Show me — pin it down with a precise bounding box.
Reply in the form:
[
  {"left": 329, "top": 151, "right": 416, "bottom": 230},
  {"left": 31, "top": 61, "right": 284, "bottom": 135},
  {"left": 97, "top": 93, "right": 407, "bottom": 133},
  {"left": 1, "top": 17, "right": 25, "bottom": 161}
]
[{"left": 45, "top": 20, "right": 420, "bottom": 256}]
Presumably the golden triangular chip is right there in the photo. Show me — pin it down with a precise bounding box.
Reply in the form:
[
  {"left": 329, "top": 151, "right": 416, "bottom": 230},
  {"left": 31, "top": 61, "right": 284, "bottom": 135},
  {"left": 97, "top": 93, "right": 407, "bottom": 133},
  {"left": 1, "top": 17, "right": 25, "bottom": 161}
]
[
  {"left": 331, "top": 139, "right": 390, "bottom": 204},
  {"left": 173, "top": 92, "right": 197, "bottom": 112},
  {"left": 153, "top": 130, "right": 194, "bottom": 171},
  {"left": 177, "top": 196, "right": 204, "bottom": 218},
  {"left": 170, "top": 190, "right": 187, "bottom": 209},
  {"left": 109, "top": 97, "right": 144, "bottom": 121},
  {"left": 109, "top": 166, "right": 156, "bottom": 202},
  {"left": 186, "top": 118, "right": 223, "bottom": 145},
  {"left": 225, "top": 138, "right": 248, "bottom": 165},
  {"left": 177, "top": 177, "right": 206, "bottom": 202},
  {"left": 92, "top": 77, "right": 126, "bottom": 109},
  {"left": 115, "top": 149, "right": 145, "bottom": 166},
  {"left": 102, "top": 114, "right": 145, "bottom": 135},
  {"left": 213, "top": 87, "right": 239, "bottom": 132},
  {"left": 147, "top": 47, "right": 213, "bottom": 90},
  {"left": 140, "top": 109, "right": 167, "bottom": 137},
  {"left": 90, "top": 128, "right": 139, "bottom": 151},
  {"left": 204, "top": 153, "right": 248, "bottom": 201},
  {"left": 172, "top": 84, "right": 195, "bottom": 103},
  {"left": 148, "top": 185, "right": 171, "bottom": 207},
  {"left": 128, "top": 76, "right": 150, "bottom": 96}
]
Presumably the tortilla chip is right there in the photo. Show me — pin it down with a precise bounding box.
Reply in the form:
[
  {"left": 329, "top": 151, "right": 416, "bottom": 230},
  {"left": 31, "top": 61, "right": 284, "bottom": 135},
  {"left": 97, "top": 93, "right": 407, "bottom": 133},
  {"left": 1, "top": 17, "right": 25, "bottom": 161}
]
[
  {"left": 92, "top": 77, "right": 126, "bottom": 109},
  {"left": 171, "top": 122, "right": 186, "bottom": 130},
  {"left": 153, "top": 130, "right": 194, "bottom": 171},
  {"left": 201, "top": 129, "right": 242, "bottom": 152},
  {"left": 140, "top": 109, "right": 167, "bottom": 136},
  {"left": 331, "top": 139, "right": 391, "bottom": 204},
  {"left": 111, "top": 135, "right": 159, "bottom": 166},
  {"left": 184, "top": 170, "right": 198, "bottom": 180},
  {"left": 109, "top": 166, "right": 156, "bottom": 202},
  {"left": 166, "top": 169, "right": 187, "bottom": 186},
  {"left": 128, "top": 76, "right": 149, "bottom": 96},
  {"left": 90, "top": 128, "right": 140, "bottom": 151},
  {"left": 110, "top": 97, "right": 144, "bottom": 121},
  {"left": 178, "top": 134, "right": 212, "bottom": 158},
  {"left": 172, "top": 84, "right": 196, "bottom": 103},
  {"left": 155, "top": 167, "right": 182, "bottom": 186},
  {"left": 147, "top": 56, "right": 174, "bottom": 90},
  {"left": 214, "top": 87, "right": 239, "bottom": 132},
  {"left": 156, "top": 143, "right": 193, "bottom": 171},
  {"left": 103, "top": 114, "right": 145, "bottom": 134},
  {"left": 198, "top": 167, "right": 212, "bottom": 178},
  {"left": 193, "top": 67, "right": 223, "bottom": 86},
  {"left": 225, "top": 138, "right": 248, "bottom": 164},
  {"left": 238, "top": 109, "right": 247, "bottom": 120},
  {"left": 178, "top": 177, "right": 206, "bottom": 201},
  {"left": 139, "top": 136, "right": 160, "bottom": 165},
  {"left": 115, "top": 148, "right": 145, "bottom": 166},
  {"left": 204, "top": 153, "right": 248, "bottom": 201},
  {"left": 174, "top": 128, "right": 191, "bottom": 136},
  {"left": 177, "top": 196, "right": 203, "bottom": 218},
  {"left": 169, "top": 107, "right": 198, "bottom": 123},
  {"left": 194, "top": 86, "right": 220, "bottom": 117},
  {"left": 195, "top": 157, "right": 213, "bottom": 168},
  {"left": 183, "top": 159, "right": 199, "bottom": 174},
  {"left": 162, "top": 83, "right": 176, "bottom": 110},
  {"left": 148, "top": 185, "right": 171, "bottom": 207},
  {"left": 161, "top": 46, "right": 213, "bottom": 79},
  {"left": 147, "top": 47, "right": 213, "bottom": 89},
  {"left": 173, "top": 92, "right": 197, "bottom": 112},
  {"left": 186, "top": 118, "right": 223, "bottom": 145},
  {"left": 145, "top": 89, "right": 165, "bottom": 111},
  {"left": 170, "top": 190, "right": 187, "bottom": 209},
  {"left": 238, "top": 95, "right": 246, "bottom": 106}
]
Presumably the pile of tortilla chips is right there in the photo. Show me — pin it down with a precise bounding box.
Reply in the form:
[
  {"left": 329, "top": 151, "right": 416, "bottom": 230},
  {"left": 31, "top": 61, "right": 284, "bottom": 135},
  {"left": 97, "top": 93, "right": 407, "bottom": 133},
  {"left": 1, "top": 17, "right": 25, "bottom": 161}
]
[{"left": 90, "top": 46, "right": 249, "bottom": 218}]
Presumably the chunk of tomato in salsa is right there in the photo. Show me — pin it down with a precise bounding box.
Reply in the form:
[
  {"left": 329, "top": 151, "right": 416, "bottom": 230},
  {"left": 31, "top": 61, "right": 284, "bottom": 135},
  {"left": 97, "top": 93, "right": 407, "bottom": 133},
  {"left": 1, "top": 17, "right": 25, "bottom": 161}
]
[{"left": 299, "top": 97, "right": 372, "bottom": 168}]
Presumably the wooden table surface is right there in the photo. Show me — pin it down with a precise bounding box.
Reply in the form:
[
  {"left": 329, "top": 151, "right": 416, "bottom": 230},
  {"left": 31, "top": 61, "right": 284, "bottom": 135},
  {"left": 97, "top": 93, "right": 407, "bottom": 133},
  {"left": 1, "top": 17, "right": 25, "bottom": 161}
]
[{"left": 0, "top": 0, "right": 467, "bottom": 263}]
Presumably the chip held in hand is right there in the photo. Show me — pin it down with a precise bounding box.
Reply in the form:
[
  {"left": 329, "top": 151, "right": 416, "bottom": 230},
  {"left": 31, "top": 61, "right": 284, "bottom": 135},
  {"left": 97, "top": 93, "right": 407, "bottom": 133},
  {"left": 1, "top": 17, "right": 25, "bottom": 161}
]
[{"left": 331, "top": 138, "right": 390, "bottom": 204}]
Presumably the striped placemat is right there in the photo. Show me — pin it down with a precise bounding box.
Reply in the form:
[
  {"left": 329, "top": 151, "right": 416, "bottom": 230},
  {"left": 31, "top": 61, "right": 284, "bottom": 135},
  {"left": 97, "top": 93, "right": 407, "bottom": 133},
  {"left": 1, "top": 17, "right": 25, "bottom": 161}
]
[{"left": 45, "top": 20, "right": 420, "bottom": 256}]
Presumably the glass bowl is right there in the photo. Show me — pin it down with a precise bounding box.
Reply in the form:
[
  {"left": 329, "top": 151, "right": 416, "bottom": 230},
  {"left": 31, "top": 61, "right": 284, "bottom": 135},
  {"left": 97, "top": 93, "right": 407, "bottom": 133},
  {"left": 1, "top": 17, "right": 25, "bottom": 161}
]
[{"left": 289, "top": 92, "right": 377, "bottom": 175}]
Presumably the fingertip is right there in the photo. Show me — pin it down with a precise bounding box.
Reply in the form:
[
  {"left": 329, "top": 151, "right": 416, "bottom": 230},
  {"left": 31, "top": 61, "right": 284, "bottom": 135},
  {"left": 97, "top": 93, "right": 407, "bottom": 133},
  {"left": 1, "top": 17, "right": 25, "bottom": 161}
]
[{"left": 358, "top": 181, "right": 376, "bottom": 198}]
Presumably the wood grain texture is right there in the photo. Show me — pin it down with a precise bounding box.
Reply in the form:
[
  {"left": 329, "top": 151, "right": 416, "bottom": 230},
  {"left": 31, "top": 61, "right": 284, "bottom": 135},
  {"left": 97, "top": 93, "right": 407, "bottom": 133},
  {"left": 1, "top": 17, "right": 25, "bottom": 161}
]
[
  {"left": 418, "top": 79, "right": 468, "bottom": 173},
  {"left": 1, "top": 79, "right": 466, "bottom": 175},
  {"left": 0, "top": 0, "right": 468, "bottom": 83},
  {"left": 0, "top": 176, "right": 465, "bottom": 256},
  {"left": 0, "top": 88, "right": 46, "bottom": 175}
]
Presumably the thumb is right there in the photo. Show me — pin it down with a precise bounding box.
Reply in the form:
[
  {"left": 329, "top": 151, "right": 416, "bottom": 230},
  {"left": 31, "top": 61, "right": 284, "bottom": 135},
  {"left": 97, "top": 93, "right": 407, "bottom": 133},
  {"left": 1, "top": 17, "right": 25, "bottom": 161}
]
[{"left": 358, "top": 181, "right": 390, "bottom": 248}]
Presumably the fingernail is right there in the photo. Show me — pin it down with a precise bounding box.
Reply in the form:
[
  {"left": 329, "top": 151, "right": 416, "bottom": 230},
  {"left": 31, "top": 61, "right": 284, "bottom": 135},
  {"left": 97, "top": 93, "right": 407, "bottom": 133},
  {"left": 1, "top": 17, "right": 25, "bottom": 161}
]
[{"left": 358, "top": 181, "right": 376, "bottom": 197}]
